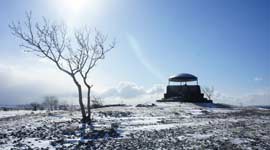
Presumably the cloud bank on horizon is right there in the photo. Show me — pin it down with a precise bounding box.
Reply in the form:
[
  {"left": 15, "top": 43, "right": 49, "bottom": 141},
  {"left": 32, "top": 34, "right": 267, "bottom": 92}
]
[{"left": 0, "top": 63, "right": 269, "bottom": 106}]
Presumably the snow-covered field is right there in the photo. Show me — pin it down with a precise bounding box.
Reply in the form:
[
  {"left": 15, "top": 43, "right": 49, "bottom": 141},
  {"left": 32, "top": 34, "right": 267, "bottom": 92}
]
[
  {"left": 0, "top": 110, "right": 47, "bottom": 119},
  {"left": 0, "top": 103, "right": 269, "bottom": 149}
]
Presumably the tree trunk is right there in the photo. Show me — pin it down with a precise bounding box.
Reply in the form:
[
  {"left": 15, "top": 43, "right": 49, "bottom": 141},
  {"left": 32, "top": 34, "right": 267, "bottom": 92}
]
[
  {"left": 87, "top": 85, "right": 91, "bottom": 123},
  {"left": 72, "top": 75, "right": 86, "bottom": 122},
  {"left": 83, "top": 78, "right": 91, "bottom": 124}
]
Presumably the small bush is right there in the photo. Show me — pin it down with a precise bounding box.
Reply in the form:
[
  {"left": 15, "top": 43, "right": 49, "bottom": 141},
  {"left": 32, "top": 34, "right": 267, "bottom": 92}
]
[
  {"left": 136, "top": 103, "right": 156, "bottom": 107},
  {"left": 91, "top": 97, "right": 103, "bottom": 108},
  {"left": 2, "top": 107, "right": 9, "bottom": 111}
]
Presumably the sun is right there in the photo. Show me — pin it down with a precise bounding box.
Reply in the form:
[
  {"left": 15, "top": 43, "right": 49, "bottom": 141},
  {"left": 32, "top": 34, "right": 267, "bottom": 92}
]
[
  {"left": 50, "top": 0, "right": 104, "bottom": 27},
  {"left": 62, "top": 0, "right": 86, "bottom": 14},
  {"left": 50, "top": 0, "right": 89, "bottom": 26}
]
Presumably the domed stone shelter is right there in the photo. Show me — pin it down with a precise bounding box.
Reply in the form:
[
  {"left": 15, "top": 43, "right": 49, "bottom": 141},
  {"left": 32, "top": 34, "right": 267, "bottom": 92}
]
[{"left": 157, "top": 73, "right": 212, "bottom": 103}]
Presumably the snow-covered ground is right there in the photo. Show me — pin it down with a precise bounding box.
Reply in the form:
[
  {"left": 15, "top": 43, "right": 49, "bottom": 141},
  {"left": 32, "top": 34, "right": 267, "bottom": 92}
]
[
  {"left": 0, "top": 103, "right": 269, "bottom": 149},
  {"left": 0, "top": 110, "right": 47, "bottom": 119}
]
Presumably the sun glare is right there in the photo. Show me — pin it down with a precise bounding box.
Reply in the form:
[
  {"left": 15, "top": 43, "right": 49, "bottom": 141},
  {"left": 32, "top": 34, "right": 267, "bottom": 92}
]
[
  {"left": 51, "top": 0, "right": 102, "bottom": 26},
  {"left": 63, "top": 0, "right": 86, "bottom": 14}
]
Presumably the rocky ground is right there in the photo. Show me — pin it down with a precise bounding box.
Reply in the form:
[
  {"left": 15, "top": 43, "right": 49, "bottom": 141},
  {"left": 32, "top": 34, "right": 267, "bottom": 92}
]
[{"left": 0, "top": 103, "right": 269, "bottom": 150}]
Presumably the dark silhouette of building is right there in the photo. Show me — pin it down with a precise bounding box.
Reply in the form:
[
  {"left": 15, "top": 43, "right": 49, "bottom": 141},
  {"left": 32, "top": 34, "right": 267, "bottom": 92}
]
[{"left": 157, "top": 73, "right": 212, "bottom": 103}]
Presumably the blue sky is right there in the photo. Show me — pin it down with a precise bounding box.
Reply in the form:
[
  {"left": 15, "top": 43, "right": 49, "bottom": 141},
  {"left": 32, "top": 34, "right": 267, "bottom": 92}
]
[{"left": 0, "top": 0, "right": 269, "bottom": 105}]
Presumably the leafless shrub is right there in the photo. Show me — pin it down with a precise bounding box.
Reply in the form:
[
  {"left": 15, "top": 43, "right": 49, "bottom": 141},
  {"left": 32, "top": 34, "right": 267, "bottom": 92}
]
[
  {"left": 43, "top": 96, "right": 58, "bottom": 111},
  {"left": 202, "top": 86, "right": 215, "bottom": 100},
  {"left": 91, "top": 96, "right": 103, "bottom": 108}
]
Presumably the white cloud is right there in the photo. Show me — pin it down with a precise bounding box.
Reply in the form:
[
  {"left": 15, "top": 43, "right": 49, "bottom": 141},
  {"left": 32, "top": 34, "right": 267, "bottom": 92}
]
[
  {"left": 99, "top": 82, "right": 164, "bottom": 104},
  {"left": 147, "top": 84, "right": 165, "bottom": 94},
  {"left": 1, "top": 63, "right": 269, "bottom": 106},
  {"left": 213, "top": 88, "right": 270, "bottom": 106},
  {"left": 117, "top": 82, "right": 146, "bottom": 98},
  {"left": 100, "top": 81, "right": 146, "bottom": 99},
  {"left": 0, "top": 62, "right": 164, "bottom": 105},
  {"left": 0, "top": 63, "right": 77, "bottom": 105},
  {"left": 0, "top": 63, "right": 165, "bottom": 105},
  {"left": 236, "top": 89, "right": 270, "bottom": 106}
]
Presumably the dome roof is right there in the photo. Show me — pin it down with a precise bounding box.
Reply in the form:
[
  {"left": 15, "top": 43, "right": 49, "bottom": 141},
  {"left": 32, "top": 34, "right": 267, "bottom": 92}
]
[{"left": 169, "top": 73, "right": 198, "bottom": 82}]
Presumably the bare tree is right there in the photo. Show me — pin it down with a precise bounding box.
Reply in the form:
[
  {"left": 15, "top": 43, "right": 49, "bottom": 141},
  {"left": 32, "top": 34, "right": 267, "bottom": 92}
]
[
  {"left": 52, "top": 97, "right": 59, "bottom": 110},
  {"left": 202, "top": 86, "right": 215, "bottom": 100},
  {"left": 30, "top": 102, "right": 40, "bottom": 111},
  {"left": 9, "top": 12, "right": 87, "bottom": 121},
  {"left": 43, "top": 98, "right": 51, "bottom": 111},
  {"left": 43, "top": 96, "right": 58, "bottom": 111},
  {"left": 10, "top": 12, "right": 115, "bottom": 123},
  {"left": 75, "top": 28, "right": 115, "bottom": 123}
]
